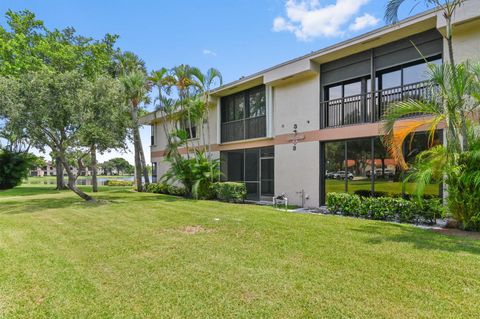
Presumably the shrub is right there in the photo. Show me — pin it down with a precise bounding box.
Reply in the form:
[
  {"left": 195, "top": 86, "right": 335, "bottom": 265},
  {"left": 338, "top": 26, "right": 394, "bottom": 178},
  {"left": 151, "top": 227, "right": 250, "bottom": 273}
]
[
  {"left": 326, "top": 192, "right": 444, "bottom": 224},
  {"left": 146, "top": 182, "right": 187, "bottom": 197},
  {"left": 326, "top": 192, "right": 362, "bottom": 216},
  {"left": 415, "top": 198, "right": 444, "bottom": 225},
  {"left": 146, "top": 183, "right": 169, "bottom": 194},
  {"left": 354, "top": 190, "right": 391, "bottom": 198},
  {"left": 213, "top": 182, "right": 246, "bottom": 202},
  {"left": 105, "top": 179, "right": 133, "bottom": 186},
  {"left": 0, "top": 150, "right": 36, "bottom": 190},
  {"left": 359, "top": 197, "right": 398, "bottom": 221}
]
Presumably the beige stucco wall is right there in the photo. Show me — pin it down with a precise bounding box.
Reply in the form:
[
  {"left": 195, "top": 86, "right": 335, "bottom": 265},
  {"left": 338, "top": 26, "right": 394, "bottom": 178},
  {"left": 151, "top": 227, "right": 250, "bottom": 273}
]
[
  {"left": 275, "top": 142, "right": 319, "bottom": 208},
  {"left": 273, "top": 74, "right": 320, "bottom": 136},
  {"left": 272, "top": 74, "right": 320, "bottom": 207},
  {"left": 447, "top": 19, "right": 480, "bottom": 63}
]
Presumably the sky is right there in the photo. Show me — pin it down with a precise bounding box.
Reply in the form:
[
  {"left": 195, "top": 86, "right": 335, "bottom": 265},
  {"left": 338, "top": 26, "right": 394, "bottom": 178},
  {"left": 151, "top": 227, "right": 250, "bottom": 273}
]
[{"left": 0, "top": 0, "right": 429, "bottom": 164}]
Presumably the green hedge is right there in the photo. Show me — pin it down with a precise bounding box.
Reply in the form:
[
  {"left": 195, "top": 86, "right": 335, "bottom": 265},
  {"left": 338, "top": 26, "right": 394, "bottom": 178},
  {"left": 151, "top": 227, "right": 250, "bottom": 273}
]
[
  {"left": 105, "top": 179, "right": 133, "bottom": 187},
  {"left": 326, "top": 192, "right": 443, "bottom": 225},
  {"left": 146, "top": 183, "right": 187, "bottom": 197},
  {"left": 212, "top": 182, "right": 246, "bottom": 202}
]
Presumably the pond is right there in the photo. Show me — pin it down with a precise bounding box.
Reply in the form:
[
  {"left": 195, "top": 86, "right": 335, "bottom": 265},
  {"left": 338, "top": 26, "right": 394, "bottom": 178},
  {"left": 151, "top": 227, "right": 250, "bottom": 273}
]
[{"left": 27, "top": 176, "right": 142, "bottom": 186}]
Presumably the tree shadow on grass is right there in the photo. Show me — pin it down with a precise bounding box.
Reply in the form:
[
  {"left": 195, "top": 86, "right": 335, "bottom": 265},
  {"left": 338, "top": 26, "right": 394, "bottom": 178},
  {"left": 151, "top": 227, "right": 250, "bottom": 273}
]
[
  {"left": 1, "top": 192, "right": 190, "bottom": 215},
  {"left": 349, "top": 223, "right": 480, "bottom": 255},
  {"left": 0, "top": 186, "right": 63, "bottom": 197}
]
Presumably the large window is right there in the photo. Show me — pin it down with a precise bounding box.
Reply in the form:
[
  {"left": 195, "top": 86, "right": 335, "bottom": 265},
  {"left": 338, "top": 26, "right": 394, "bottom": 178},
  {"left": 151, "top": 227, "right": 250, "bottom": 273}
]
[
  {"left": 220, "top": 146, "right": 274, "bottom": 200},
  {"left": 323, "top": 56, "right": 442, "bottom": 127},
  {"left": 323, "top": 131, "right": 442, "bottom": 202},
  {"left": 221, "top": 85, "right": 266, "bottom": 143}
]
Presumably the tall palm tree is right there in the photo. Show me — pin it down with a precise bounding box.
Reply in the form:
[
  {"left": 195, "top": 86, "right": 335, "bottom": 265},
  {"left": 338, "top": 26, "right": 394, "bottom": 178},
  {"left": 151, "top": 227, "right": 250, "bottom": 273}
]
[
  {"left": 121, "top": 70, "right": 151, "bottom": 191},
  {"left": 385, "top": 0, "right": 469, "bottom": 150},
  {"left": 169, "top": 64, "right": 199, "bottom": 158},
  {"left": 191, "top": 67, "right": 223, "bottom": 156},
  {"left": 150, "top": 68, "right": 175, "bottom": 145}
]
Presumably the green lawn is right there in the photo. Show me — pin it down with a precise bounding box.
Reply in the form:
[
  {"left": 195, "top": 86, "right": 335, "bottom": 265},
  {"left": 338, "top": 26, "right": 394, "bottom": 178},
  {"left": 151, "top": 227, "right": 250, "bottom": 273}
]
[{"left": 0, "top": 185, "right": 479, "bottom": 318}]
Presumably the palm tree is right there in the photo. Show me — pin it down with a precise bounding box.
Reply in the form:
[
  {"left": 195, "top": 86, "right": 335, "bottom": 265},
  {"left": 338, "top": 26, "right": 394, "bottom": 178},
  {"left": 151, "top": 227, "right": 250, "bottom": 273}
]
[
  {"left": 150, "top": 68, "right": 175, "bottom": 145},
  {"left": 169, "top": 64, "right": 200, "bottom": 158},
  {"left": 113, "top": 51, "right": 147, "bottom": 78},
  {"left": 121, "top": 70, "right": 151, "bottom": 191},
  {"left": 383, "top": 62, "right": 477, "bottom": 168},
  {"left": 385, "top": 0, "right": 469, "bottom": 150},
  {"left": 191, "top": 67, "right": 223, "bottom": 156},
  {"left": 382, "top": 62, "right": 480, "bottom": 229}
]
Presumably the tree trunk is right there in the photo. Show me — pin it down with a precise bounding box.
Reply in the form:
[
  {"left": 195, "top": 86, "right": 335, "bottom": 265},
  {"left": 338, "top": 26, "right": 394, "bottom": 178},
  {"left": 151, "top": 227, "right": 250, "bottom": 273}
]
[
  {"left": 55, "top": 155, "right": 66, "bottom": 190},
  {"left": 445, "top": 17, "right": 469, "bottom": 152},
  {"left": 59, "top": 152, "right": 95, "bottom": 202},
  {"left": 91, "top": 144, "right": 98, "bottom": 193},
  {"left": 131, "top": 108, "right": 144, "bottom": 192},
  {"left": 139, "top": 135, "right": 150, "bottom": 187}
]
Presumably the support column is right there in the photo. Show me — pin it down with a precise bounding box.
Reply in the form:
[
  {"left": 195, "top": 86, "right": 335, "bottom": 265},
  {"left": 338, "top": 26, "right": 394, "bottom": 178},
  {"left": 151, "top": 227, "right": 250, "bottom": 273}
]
[{"left": 266, "top": 85, "right": 274, "bottom": 138}]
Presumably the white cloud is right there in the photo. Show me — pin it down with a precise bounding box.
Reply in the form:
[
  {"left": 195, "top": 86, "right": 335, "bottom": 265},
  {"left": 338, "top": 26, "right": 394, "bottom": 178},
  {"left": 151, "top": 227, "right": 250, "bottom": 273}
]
[
  {"left": 202, "top": 49, "right": 217, "bottom": 56},
  {"left": 273, "top": 0, "right": 374, "bottom": 40},
  {"left": 349, "top": 13, "right": 379, "bottom": 31}
]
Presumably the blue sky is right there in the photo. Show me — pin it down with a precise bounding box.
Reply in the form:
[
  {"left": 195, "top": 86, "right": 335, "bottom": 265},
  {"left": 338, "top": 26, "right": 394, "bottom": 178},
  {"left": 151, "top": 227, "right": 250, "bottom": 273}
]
[{"left": 0, "top": 0, "right": 428, "bottom": 164}]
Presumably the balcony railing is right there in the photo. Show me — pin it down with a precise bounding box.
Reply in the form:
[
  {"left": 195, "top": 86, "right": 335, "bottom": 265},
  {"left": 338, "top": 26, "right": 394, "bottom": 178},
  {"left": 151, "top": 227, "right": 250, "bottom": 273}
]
[
  {"left": 221, "top": 115, "right": 266, "bottom": 143},
  {"left": 322, "top": 80, "right": 431, "bottom": 128}
]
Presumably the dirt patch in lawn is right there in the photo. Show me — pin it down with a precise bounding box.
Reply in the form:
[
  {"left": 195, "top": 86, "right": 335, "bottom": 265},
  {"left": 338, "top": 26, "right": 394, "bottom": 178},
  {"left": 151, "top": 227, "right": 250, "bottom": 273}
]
[
  {"left": 177, "top": 225, "right": 213, "bottom": 235},
  {"left": 431, "top": 227, "right": 480, "bottom": 240}
]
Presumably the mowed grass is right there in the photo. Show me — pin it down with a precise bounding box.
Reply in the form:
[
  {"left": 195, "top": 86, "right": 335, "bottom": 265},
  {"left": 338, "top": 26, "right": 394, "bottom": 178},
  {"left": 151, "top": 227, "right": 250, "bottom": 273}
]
[{"left": 0, "top": 185, "right": 479, "bottom": 318}]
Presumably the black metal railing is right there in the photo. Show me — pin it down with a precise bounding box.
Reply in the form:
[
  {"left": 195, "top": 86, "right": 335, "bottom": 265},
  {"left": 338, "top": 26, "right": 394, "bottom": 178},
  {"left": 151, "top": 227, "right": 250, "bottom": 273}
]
[
  {"left": 322, "top": 80, "right": 431, "bottom": 128},
  {"left": 221, "top": 115, "right": 266, "bottom": 143}
]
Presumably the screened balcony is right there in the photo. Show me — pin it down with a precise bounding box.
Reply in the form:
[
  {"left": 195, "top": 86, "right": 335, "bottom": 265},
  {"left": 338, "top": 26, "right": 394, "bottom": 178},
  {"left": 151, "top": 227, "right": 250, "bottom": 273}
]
[
  {"left": 321, "top": 80, "right": 432, "bottom": 128},
  {"left": 220, "top": 85, "right": 266, "bottom": 143}
]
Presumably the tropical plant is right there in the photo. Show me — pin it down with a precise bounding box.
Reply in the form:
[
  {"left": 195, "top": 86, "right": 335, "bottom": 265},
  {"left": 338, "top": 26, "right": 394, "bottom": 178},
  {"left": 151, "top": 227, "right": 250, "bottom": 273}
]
[
  {"left": 191, "top": 67, "right": 223, "bottom": 155},
  {"left": 162, "top": 150, "right": 221, "bottom": 199},
  {"left": 382, "top": 61, "right": 480, "bottom": 229}
]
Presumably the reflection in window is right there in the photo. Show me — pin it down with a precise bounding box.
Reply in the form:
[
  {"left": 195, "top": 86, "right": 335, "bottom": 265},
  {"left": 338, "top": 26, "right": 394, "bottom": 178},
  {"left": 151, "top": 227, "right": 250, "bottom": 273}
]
[
  {"left": 373, "top": 138, "right": 402, "bottom": 197},
  {"left": 325, "top": 141, "right": 346, "bottom": 195},
  {"left": 347, "top": 139, "right": 371, "bottom": 196},
  {"left": 323, "top": 132, "right": 442, "bottom": 201},
  {"left": 248, "top": 88, "right": 266, "bottom": 117},
  {"left": 403, "top": 131, "right": 443, "bottom": 197}
]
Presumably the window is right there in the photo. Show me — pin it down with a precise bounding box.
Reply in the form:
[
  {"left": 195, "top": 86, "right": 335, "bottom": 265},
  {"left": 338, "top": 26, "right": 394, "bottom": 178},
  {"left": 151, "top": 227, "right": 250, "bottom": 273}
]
[
  {"left": 323, "top": 131, "right": 442, "bottom": 202},
  {"left": 152, "top": 162, "right": 158, "bottom": 183},
  {"left": 248, "top": 86, "right": 266, "bottom": 117},
  {"left": 180, "top": 120, "right": 197, "bottom": 139},
  {"left": 150, "top": 125, "right": 156, "bottom": 146},
  {"left": 221, "top": 85, "right": 266, "bottom": 142},
  {"left": 325, "top": 78, "right": 368, "bottom": 126},
  {"left": 377, "top": 56, "right": 442, "bottom": 90}
]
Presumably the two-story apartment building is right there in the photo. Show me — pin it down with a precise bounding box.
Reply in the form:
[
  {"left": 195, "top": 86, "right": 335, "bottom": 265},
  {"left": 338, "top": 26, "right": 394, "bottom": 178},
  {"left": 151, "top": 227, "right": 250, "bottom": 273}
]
[{"left": 142, "top": 2, "right": 480, "bottom": 207}]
